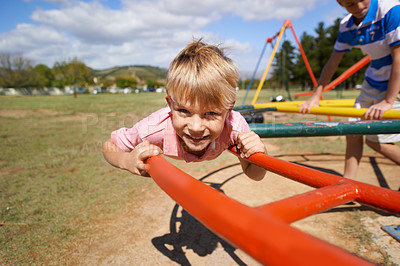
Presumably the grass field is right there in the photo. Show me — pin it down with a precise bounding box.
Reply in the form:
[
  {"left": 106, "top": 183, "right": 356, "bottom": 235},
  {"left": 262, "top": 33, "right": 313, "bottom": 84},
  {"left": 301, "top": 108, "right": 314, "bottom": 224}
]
[{"left": 0, "top": 88, "right": 362, "bottom": 264}]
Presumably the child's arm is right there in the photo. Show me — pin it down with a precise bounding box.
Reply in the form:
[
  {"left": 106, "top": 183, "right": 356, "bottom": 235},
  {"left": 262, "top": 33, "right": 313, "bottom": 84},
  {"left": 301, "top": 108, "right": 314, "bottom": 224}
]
[
  {"left": 299, "top": 51, "right": 344, "bottom": 113},
  {"left": 102, "top": 139, "right": 162, "bottom": 177},
  {"left": 236, "top": 131, "right": 267, "bottom": 181},
  {"left": 364, "top": 44, "right": 400, "bottom": 119}
]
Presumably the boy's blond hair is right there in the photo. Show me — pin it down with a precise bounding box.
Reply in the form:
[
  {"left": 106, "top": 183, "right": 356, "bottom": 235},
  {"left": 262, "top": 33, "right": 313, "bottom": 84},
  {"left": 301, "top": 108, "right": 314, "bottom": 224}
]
[{"left": 166, "top": 40, "right": 239, "bottom": 110}]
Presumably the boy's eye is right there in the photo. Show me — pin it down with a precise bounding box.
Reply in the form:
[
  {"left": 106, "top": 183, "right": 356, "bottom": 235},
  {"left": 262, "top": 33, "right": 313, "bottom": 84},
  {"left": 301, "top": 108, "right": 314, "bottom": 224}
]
[
  {"left": 205, "top": 111, "right": 218, "bottom": 117},
  {"left": 178, "top": 108, "right": 190, "bottom": 114}
]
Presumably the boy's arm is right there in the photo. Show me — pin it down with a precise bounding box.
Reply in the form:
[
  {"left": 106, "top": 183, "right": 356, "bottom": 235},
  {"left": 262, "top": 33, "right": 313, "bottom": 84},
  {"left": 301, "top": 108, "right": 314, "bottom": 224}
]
[
  {"left": 299, "top": 51, "right": 345, "bottom": 113},
  {"left": 102, "top": 139, "right": 162, "bottom": 177},
  {"left": 364, "top": 44, "right": 400, "bottom": 119},
  {"left": 237, "top": 132, "right": 267, "bottom": 181}
]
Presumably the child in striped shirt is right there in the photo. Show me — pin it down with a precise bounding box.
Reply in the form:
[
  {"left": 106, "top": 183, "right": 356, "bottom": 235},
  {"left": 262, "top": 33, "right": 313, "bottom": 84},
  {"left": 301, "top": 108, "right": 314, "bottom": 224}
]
[{"left": 300, "top": 0, "right": 400, "bottom": 181}]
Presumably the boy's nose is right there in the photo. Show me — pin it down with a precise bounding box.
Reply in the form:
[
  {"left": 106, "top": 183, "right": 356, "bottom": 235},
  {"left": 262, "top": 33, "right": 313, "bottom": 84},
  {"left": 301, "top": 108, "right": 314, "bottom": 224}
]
[{"left": 188, "top": 115, "right": 205, "bottom": 133}]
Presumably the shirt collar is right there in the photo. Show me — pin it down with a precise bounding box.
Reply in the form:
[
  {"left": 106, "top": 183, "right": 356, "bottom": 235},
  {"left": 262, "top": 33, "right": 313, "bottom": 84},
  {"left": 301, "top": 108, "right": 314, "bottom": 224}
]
[
  {"left": 348, "top": 0, "right": 377, "bottom": 27},
  {"left": 162, "top": 111, "right": 182, "bottom": 158}
]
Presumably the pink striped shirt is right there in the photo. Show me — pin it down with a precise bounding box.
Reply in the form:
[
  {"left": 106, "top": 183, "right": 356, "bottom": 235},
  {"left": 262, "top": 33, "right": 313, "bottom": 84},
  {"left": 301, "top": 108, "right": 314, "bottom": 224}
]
[{"left": 111, "top": 106, "right": 251, "bottom": 162}]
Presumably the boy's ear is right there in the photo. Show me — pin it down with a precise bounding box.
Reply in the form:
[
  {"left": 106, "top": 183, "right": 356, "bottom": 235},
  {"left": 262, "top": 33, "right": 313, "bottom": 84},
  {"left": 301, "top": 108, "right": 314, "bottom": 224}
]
[
  {"left": 165, "top": 95, "right": 172, "bottom": 108},
  {"left": 229, "top": 100, "right": 236, "bottom": 112}
]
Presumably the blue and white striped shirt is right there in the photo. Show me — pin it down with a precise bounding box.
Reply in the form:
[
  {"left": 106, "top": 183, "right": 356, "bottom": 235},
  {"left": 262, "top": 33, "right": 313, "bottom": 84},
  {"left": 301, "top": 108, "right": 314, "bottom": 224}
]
[{"left": 334, "top": 0, "right": 400, "bottom": 91}]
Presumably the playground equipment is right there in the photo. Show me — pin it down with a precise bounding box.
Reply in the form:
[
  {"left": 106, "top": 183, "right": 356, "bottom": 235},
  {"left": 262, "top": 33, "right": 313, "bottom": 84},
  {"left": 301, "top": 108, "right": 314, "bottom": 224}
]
[
  {"left": 294, "top": 56, "right": 371, "bottom": 98},
  {"left": 234, "top": 99, "right": 356, "bottom": 114},
  {"left": 242, "top": 20, "right": 371, "bottom": 112},
  {"left": 245, "top": 19, "right": 318, "bottom": 106},
  {"left": 259, "top": 105, "right": 400, "bottom": 120},
  {"left": 241, "top": 33, "right": 272, "bottom": 105},
  {"left": 250, "top": 119, "right": 400, "bottom": 138},
  {"left": 147, "top": 147, "right": 400, "bottom": 265},
  {"left": 244, "top": 54, "right": 370, "bottom": 120},
  {"left": 145, "top": 18, "right": 398, "bottom": 263},
  {"left": 253, "top": 98, "right": 356, "bottom": 108}
]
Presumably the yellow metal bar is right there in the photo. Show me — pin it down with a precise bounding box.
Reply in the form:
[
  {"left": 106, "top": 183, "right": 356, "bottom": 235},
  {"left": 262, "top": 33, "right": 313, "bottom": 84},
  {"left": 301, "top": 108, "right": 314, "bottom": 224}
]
[
  {"left": 274, "top": 105, "right": 400, "bottom": 120},
  {"left": 251, "top": 25, "right": 286, "bottom": 106},
  {"left": 254, "top": 99, "right": 356, "bottom": 109},
  {"left": 319, "top": 99, "right": 355, "bottom": 107}
]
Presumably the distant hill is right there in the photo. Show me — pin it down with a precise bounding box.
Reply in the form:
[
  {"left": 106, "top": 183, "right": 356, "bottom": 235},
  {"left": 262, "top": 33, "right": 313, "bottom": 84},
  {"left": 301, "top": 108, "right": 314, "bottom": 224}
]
[
  {"left": 92, "top": 65, "right": 168, "bottom": 81},
  {"left": 92, "top": 65, "right": 264, "bottom": 83}
]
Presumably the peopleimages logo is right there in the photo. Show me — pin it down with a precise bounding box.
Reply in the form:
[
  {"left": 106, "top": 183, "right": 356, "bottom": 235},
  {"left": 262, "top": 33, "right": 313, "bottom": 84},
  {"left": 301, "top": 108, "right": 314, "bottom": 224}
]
[{"left": 81, "top": 113, "right": 142, "bottom": 135}]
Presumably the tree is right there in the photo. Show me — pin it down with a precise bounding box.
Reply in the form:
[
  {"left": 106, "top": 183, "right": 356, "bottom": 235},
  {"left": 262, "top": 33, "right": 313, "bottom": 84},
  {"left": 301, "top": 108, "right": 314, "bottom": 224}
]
[
  {"left": 33, "top": 64, "right": 53, "bottom": 88},
  {"left": 116, "top": 75, "right": 137, "bottom": 88},
  {"left": 145, "top": 77, "right": 156, "bottom": 88},
  {"left": 294, "top": 32, "right": 316, "bottom": 90},
  {"left": 52, "top": 57, "right": 93, "bottom": 88},
  {"left": 321, "top": 19, "right": 366, "bottom": 89},
  {"left": 292, "top": 18, "right": 366, "bottom": 91},
  {"left": 270, "top": 40, "right": 296, "bottom": 91},
  {"left": 312, "top": 22, "right": 334, "bottom": 77},
  {"left": 0, "top": 54, "right": 37, "bottom": 88}
]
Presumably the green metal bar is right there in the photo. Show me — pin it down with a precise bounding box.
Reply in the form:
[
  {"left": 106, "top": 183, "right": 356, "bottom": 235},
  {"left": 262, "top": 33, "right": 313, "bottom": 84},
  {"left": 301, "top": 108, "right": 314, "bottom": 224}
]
[
  {"left": 233, "top": 105, "right": 254, "bottom": 111},
  {"left": 250, "top": 120, "right": 400, "bottom": 138},
  {"left": 238, "top": 107, "right": 276, "bottom": 115}
]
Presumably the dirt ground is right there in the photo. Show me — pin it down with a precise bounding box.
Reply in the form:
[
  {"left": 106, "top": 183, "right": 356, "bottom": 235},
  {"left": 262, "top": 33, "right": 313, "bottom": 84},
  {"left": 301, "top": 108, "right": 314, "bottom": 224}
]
[
  {"left": 3, "top": 103, "right": 399, "bottom": 265},
  {"left": 63, "top": 141, "right": 400, "bottom": 265}
]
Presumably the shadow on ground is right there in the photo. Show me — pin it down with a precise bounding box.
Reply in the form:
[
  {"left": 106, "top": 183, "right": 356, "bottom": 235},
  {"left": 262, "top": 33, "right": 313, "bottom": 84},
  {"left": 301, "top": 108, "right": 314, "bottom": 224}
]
[
  {"left": 152, "top": 163, "right": 247, "bottom": 266},
  {"left": 151, "top": 154, "right": 397, "bottom": 265}
]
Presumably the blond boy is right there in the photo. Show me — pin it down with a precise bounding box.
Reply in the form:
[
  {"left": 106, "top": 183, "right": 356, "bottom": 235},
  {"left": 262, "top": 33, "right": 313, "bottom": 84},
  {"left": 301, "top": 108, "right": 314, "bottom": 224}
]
[{"left": 103, "top": 40, "right": 267, "bottom": 181}]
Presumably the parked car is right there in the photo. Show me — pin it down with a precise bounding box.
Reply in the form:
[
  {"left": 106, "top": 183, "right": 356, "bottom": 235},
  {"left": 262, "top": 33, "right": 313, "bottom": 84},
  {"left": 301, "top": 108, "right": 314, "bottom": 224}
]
[
  {"left": 91, "top": 87, "right": 108, "bottom": 94},
  {"left": 66, "top": 87, "right": 87, "bottom": 95},
  {"left": 109, "top": 87, "right": 119, "bottom": 94},
  {"left": 156, "top": 87, "right": 165, "bottom": 93},
  {"left": 123, "top": 88, "right": 132, "bottom": 94},
  {"left": 76, "top": 87, "right": 88, "bottom": 94}
]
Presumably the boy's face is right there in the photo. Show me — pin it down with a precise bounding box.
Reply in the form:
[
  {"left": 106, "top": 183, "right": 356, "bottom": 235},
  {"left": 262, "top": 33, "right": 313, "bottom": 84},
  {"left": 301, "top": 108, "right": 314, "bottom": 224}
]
[
  {"left": 337, "top": 0, "right": 371, "bottom": 22},
  {"left": 166, "top": 96, "right": 230, "bottom": 156}
]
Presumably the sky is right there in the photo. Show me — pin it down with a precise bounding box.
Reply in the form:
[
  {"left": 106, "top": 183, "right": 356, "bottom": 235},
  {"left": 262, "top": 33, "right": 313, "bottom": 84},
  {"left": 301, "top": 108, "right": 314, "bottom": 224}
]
[{"left": 0, "top": 0, "right": 348, "bottom": 74}]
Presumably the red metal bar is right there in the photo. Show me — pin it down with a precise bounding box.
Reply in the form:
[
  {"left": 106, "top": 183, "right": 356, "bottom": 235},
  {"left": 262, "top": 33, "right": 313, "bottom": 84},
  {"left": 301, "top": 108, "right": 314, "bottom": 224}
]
[
  {"left": 228, "top": 146, "right": 400, "bottom": 215},
  {"left": 294, "top": 56, "right": 371, "bottom": 97},
  {"left": 256, "top": 182, "right": 358, "bottom": 223},
  {"left": 287, "top": 20, "right": 318, "bottom": 88},
  {"left": 266, "top": 31, "right": 280, "bottom": 44},
  {"left": 147, "top": 155, "right": 372, "bottom": 265},
  {"left": 285, "top": 20, "right": 333, "bottom": 120}
]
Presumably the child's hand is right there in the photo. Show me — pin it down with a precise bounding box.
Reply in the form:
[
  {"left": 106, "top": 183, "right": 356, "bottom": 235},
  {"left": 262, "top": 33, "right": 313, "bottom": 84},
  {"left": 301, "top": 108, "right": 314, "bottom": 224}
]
[
  {"left": 124, "top": 141, "right": 162, "bottom": 177},
  {"left": 237, "top": 131, "right": 266, "bottom": 158},
  {"left": 299, "top": 94, "right": 320, "bottom": 113},
  {"left": 364, "top": 100, "right": 392, "bottom": 120}
]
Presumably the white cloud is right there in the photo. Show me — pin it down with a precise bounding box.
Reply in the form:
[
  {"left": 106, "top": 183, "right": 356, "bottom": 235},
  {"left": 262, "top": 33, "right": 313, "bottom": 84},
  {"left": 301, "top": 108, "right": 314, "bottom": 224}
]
[
  {"left": 228, "top": 0, "right": 317, "bottom": 21},
  {"left": 0, "top": 0, "right": 321, "bottom": 70},
  {"left": 0, "top": 24, "right": 69, "bottom": 66},
  {"left": 324, "top": 6, "right": 347, "bottom": 25}
]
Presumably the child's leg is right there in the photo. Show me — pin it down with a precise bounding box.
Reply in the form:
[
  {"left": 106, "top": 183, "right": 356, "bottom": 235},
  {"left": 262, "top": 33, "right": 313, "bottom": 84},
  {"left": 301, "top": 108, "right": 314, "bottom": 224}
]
[
  {"left": 366, "top": 140, "right": 400, "bottom": 165},
  {"left": 344, "top": 135, "right": 364, "bottom": 179},
  {"left": 365, "top": 92, "right": 400, "bottom": 165}
]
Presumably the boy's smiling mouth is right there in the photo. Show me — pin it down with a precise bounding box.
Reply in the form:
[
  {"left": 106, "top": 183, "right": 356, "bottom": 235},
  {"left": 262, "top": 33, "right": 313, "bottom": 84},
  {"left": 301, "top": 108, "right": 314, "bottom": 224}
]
[
  {"left": 178, "top": 134, "right": 211, "bottom": 156},
  {"left": 185, "top": 133, "right": 210, "bottom": 142}
]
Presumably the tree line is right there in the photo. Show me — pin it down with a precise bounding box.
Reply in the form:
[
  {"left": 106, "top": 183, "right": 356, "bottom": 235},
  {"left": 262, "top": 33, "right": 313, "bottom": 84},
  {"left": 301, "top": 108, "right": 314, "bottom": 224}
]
[
  {"left": 0, "top": 56, "right": 157, "bottom": 90},
  {"left": 1, "top": 18, "right": 367, "bottom": 91},
  {"left": 0, "top": 55, "right": 94, "bottom": 89}
]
